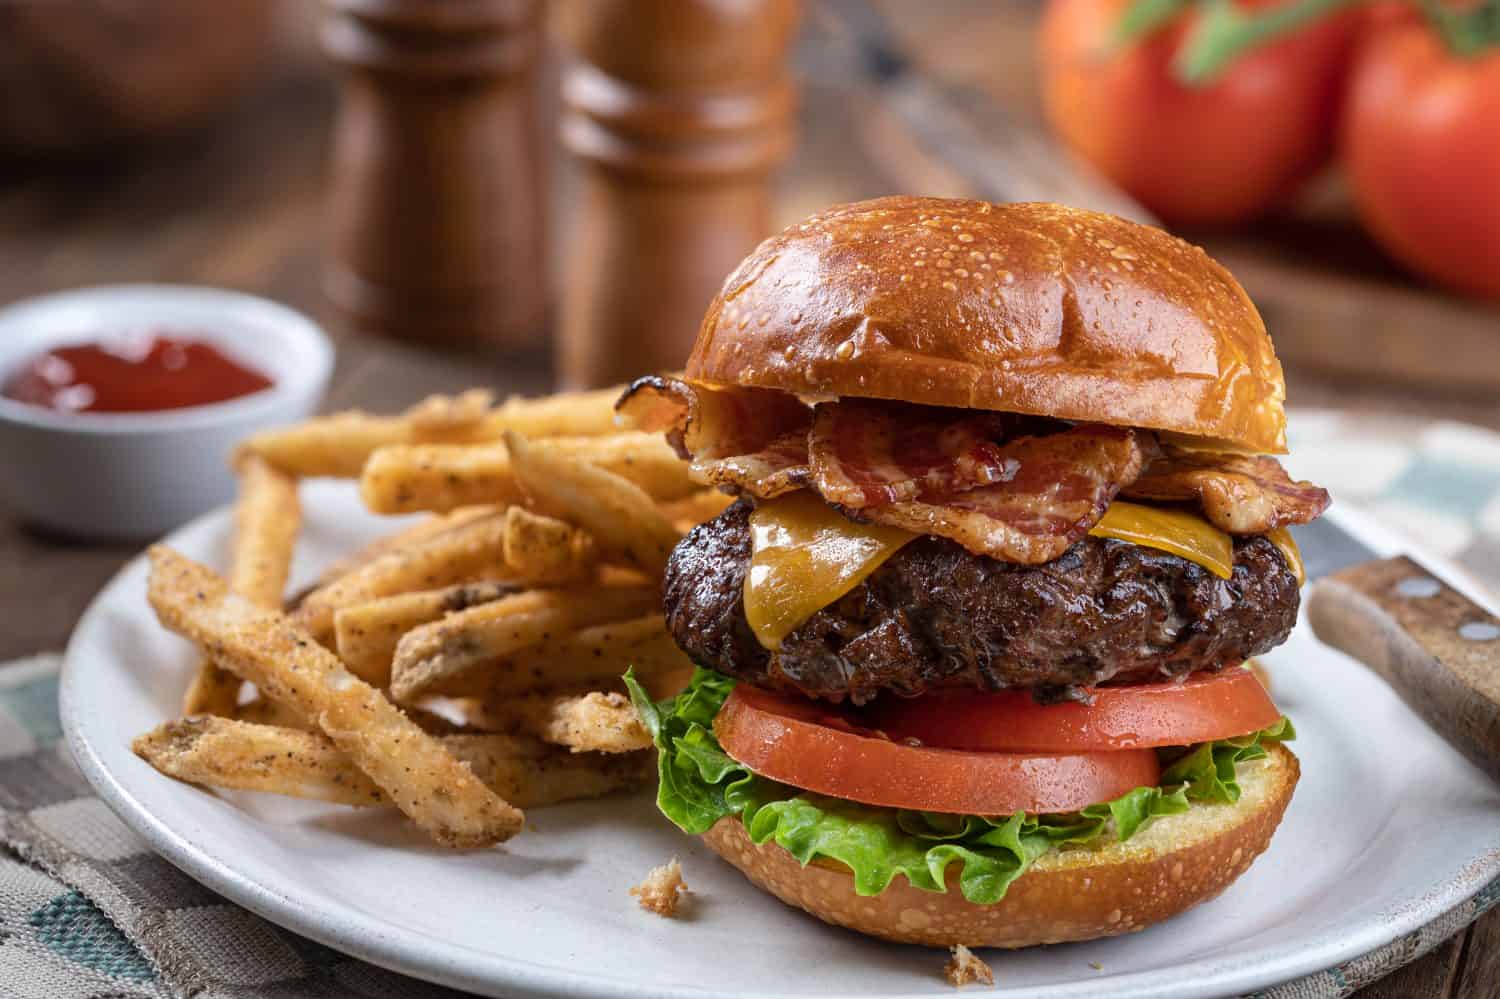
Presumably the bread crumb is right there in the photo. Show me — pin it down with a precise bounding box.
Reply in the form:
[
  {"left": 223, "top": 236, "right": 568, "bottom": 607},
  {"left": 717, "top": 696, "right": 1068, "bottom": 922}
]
[
  {"left": 631, "top": 858, "right": 688, "bottom": 917},
  {"left": 1089, "top": 961, "right": 1103, "bottom": 971},
  {"left": 944, "top": 945, "right": 994, "bottom": 988}
]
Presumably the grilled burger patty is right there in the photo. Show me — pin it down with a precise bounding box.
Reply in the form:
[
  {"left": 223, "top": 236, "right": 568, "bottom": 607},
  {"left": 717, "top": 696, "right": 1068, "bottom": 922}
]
[{"left": 664, "top": 501, "right": 1300, "bottom": 704}]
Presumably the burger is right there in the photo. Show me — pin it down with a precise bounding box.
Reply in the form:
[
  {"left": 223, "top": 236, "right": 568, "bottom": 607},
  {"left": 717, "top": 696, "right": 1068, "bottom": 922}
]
[{"left": 617, "top": 197, "right": 1329, "bottom": 948}]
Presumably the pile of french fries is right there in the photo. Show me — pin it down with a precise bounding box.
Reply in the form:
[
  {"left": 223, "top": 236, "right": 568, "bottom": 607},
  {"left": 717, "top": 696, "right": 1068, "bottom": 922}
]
[{"left": 133, "top": 386, "right": 729, "bottom": 848}]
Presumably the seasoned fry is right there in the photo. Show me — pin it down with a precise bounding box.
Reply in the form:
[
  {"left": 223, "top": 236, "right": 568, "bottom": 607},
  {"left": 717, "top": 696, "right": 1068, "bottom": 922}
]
[
  {"left": 469, "top": 691, "right": 652, "bottom": 753},
  {"left": 243, "top": 387, "right": 627, "bottom": 479},
  {"left": 504, "top": 431, "right": 682, "bottom": 576},
  {"left": 241, "top": 410, "right": 410, "bottom": 478},
  {"left": 359, "top": 432, "right": 696, "bottom": 515},
  {"left": 502, "top": 508, "right": 596, "bottom": 582},
  {"left": 147, "top": 547, "right": 523, "bottom": 847},
  {"left": 333, "top": 581, "right": 519, "bottom": 685},
  {"left": 313, "top": 507, "right": 497, "bottom": 589},
  {"left": 184, "top": 455, "right": 302, "bottom": 717},
  {"left": 134, "top": 716, "right": 384, "bottom": 805},
  {"left": 448, "top": 732, "right": 652, "bottom": 808},
  {"left": 480, "top": 386, "right": 625, "bottom": 438},
  {"left": 294, "top": 510, "right": 513, "bottom": 642},
  {"left": 390, "top": 584, "right": 659, "bottom": 702},
  {"left": 659, "top": 489, "right": 735, "bottom": 530},
  {"left": 443, "top": 614, "right": 690, "bottom": 700},
  {"left": 134, "top": 717, "right": 651, "bottom": 809}
]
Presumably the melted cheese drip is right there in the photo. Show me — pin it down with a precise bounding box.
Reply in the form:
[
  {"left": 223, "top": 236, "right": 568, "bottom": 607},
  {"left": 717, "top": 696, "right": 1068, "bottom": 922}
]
[
  {"left": 1266, "top": 527, "right": 1305, "bottom": 587},
  {"left": 746, "top": 492, "right": 917, "bottom": 649},
  {"left": 1088, "top": 501, "right": 1234, "bottom": 579}
]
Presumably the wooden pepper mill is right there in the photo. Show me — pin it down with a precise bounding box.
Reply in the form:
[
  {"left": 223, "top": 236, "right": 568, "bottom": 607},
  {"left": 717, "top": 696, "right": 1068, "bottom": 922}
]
[
  {"left": 322, "top": 0, "right": 547, "bottom": 347},
  {"left": 556, "top": 0, "right": 802, "bottom": 387}
]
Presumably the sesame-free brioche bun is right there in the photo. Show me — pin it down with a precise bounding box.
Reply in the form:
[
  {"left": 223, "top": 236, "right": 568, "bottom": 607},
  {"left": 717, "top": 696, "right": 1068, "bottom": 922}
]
[
  {"left": 701, "top": 742, "right": 1298, "bottom": 948},
  {"left": 687, "top": 197, "right": 1287, "bottom": 454}
]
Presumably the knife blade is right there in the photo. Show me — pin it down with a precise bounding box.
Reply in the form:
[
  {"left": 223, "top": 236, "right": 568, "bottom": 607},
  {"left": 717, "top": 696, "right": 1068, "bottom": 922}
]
[
  {"left": 811, "top": 0, "right": 1157, "bottom": 223},
  {"left": 1297, "top": 516, "right": 1500, "bottom": 785}
]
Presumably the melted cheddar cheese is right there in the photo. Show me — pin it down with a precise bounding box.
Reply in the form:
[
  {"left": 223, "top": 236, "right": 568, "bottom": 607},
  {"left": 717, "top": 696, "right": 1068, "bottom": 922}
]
[
  {"left": 1266, "top": 527, "right": 1305, "bottom": 586},
  {"left": 745, "top": 492, "right": 916, "bottom": 649},
  {"left": 1088, "top": 501, "right": 1234, "bottom": 579}
]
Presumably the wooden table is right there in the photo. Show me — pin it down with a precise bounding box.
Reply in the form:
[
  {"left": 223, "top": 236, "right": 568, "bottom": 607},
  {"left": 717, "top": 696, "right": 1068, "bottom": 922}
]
[{"left": 0, "top": 3, "right": 1492, "bottom": 996}]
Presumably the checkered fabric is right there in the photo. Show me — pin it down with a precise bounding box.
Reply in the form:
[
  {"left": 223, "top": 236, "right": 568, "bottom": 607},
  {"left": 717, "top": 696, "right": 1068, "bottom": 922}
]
[{"left": 0, "top": 411, "right": 1497, "bottom": 999}]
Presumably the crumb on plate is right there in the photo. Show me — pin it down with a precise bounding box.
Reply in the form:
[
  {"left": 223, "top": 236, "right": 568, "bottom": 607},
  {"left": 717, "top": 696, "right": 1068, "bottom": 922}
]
[
  {"left": 631, "top": 858, "right": 688, "bottom": 917},
  {"left": 944, "top": 945, "right": 994, "bottom": 988}
]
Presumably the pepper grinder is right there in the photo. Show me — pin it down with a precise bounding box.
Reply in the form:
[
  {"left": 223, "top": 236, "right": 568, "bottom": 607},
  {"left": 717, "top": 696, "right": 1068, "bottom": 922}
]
[
  {"left": 556, "top": 0, "right": 801, "bottom": 387},
  {"left": 322, "top": 0, "right": 547, "bottom": 346}
]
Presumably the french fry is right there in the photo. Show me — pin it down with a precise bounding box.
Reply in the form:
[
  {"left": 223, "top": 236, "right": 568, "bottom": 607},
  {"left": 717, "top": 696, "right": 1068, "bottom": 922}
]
[
  {"left": 659, "top": 489, "right": 735, "bottom": 531},
  {"left": 359, "top": 432, "right": 696, "bottom": 515},
  {"left": 133, "top": 717, "right": 651, "bottom": 809},
  {"left": 183, "top": 455, "right": 302, "bottom": 717},
  {"left": 333, "top": 581, "right": 519, "bottom": 685},
  {"left": 294, "top": 510, "right": 513, "bottom": 642},
  {"left": 147, "top": 547, "right": 523, "bottom": 847},
  {"left": 243, "top": 387, "right": 627, "bottom": 479},
  {"left": 502, "top": 508, "right": 596, "bottom": 582},
  {"left": 134, "top": 716, "right": 385, "bottom": 806},
  {"left": 312, "top": 506, "right": 497, "bottom": 590},
  {"left": 469, "top": 691, "right": 652, "bottom": 753},
  {"left": 504, "top": 431, "right": 682, "bottom": 576},
  {"left": 440, "top": 614, "right": 690, "bottom": 699},
  {"left": 390, "top": 584, "right": 659, "bottom": 702},
  {"left": 479, "top": 386, "right": 625, "bottom": 438}
]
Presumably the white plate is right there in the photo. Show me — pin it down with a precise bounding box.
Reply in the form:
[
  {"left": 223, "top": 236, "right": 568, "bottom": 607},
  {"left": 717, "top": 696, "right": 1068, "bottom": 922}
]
[{"left": 62, "top": 482, "right": 1500, "bottom": 999}]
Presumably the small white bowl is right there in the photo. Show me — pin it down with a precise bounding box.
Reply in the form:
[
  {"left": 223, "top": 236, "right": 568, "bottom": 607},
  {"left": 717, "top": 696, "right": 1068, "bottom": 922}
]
[{"left": 0, "top": 285, "right": 333, "bottom": 540}]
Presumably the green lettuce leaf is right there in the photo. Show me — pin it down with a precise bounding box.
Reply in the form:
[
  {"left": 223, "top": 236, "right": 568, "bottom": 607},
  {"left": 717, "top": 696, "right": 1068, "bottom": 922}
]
[{"left": 624, "top": 667, "right": 1292, "bottom": 906}]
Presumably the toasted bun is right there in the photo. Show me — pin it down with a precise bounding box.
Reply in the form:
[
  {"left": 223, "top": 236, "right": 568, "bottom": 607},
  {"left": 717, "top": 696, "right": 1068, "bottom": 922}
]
[
  {"left": 688, "top": 197, "right": 1287, "bottom": 453},
  {"left": 701, "top": 742, "right": 1298, "bottom": 948}
]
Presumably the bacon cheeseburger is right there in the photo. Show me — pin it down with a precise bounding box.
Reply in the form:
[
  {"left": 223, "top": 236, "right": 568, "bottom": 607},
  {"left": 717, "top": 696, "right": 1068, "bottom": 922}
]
[{"left": 619, "top": 197, "right": 1329, "bottom": 947}]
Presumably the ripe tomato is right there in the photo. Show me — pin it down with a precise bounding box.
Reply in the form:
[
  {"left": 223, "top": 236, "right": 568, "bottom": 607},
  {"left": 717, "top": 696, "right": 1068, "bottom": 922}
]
[
  {"left": 862, "top": 669, "right": 1282, "bottom": 753},
  {"left": 715, "top": 685, "right": 1161, "bottom": 815},
  {"left": 1039, "top": 0, "right": 1357, "bottom": 225},
  {"left": 1341, "top": 10, "right": 1500, "bottom": 298}
]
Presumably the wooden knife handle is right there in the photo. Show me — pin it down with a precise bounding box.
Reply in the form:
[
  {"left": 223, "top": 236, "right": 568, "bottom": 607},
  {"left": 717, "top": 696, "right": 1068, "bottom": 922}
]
[{"left": 1306, "top": 556, "right": 1500, "bottom": 785}]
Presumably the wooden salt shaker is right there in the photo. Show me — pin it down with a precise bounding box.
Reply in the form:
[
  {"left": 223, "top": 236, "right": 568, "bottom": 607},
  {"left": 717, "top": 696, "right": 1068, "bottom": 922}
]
[
  {"left": 322, "top": 0, "right": 547, "bottom": 346},
  {"left": 556, "top": 0, "right": 801, "bottom": 388}
]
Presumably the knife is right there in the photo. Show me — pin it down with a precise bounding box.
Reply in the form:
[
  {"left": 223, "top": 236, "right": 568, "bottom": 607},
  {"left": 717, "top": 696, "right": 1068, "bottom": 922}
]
[
  {"left": 810, "top": 0, "right": 1157, "bottom": 224},
  {"left": 1300, "top": 516, "right": 1500, "bottom": 784}
]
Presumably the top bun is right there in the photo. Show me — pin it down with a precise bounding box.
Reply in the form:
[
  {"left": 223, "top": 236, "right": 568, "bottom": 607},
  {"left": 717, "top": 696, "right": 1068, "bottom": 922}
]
[{"left": 687, "top": 197, "right": 1287, "bottom": 453}]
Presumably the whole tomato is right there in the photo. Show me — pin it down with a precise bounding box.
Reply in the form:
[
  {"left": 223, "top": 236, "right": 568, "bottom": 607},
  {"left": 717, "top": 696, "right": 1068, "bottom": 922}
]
[
  {"left": 1040, "top": 0, "right": 1357, "bottom": 226},
  {"left": 1341, "top": 9, "right": 1500, "bottom": 298}
]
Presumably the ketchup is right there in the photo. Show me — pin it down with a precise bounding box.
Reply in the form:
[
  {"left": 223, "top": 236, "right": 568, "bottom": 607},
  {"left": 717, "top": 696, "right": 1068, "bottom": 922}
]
[{"left": 2, "top": 333, "right": 273, "bottom": 414}]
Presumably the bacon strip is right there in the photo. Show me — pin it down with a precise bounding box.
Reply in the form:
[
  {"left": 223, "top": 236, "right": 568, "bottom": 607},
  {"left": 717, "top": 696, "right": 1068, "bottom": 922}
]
[
  {"left": 616, "top": 376, "right": 811, "bottom": 498},
  {"left": 809, "top": 399, "right": 1019, "bottom": 508},
  {"left": 856, "top": 425, "right": 1147, "bottom": 564},
  {"left": 1123, "top": 446, "right": 1330, "bottom": 534}
]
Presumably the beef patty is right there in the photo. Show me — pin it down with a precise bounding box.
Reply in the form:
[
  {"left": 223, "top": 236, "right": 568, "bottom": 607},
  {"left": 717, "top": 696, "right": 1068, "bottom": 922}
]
[{"left": 664, "top": 501, "right": 1300, "bottom": 703}]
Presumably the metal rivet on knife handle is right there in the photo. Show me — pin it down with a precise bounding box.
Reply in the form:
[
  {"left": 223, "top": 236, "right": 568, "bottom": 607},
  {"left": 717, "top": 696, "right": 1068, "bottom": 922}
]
[{"left": 1306, "top": 556, "right": 1500, "bottom": 786}]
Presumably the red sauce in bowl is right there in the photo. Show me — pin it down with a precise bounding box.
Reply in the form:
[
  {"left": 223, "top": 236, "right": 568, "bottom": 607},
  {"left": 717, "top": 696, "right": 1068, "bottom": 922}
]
[{"left": 2, "top": 334, "right": 274, "bottom": 414}]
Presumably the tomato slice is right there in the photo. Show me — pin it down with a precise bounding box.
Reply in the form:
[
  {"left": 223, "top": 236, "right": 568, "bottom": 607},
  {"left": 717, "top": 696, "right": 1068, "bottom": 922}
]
[
  {"left": 861, "top": 669, "right": 1282, "bottom": 754},
  {"left": 715, "top": 686, "right": 1161, "bottom": 815}
]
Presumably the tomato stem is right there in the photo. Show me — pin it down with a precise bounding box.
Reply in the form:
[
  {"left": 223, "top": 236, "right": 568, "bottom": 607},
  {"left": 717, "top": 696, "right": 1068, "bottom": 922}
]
[
  {"left": 1417, "top": 0, "right": 1500, "bottom": 57},
  {"left": 1172, "top": 0, "right": 1363, "bottom": 84},
  {"left": 1110, "top": 0, "right": 1196, "bottom": 47}
]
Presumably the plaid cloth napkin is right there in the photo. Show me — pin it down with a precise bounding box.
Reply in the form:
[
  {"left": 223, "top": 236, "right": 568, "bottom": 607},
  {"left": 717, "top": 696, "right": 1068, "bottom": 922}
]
[{"left": 3, "top": 410, "right": 1500, "bottom": 999}]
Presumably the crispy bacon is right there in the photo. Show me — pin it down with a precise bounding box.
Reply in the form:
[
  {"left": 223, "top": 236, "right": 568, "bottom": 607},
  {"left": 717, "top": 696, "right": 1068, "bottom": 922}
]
[
  {"left": 616, "top": 376, "right": 811, "bottom": 498},
  {"left": 1123, "top": 446, "right": 1330, "bottom": 534},
  {"left": 809, "top": 399, "right": 1019, "bottom": 508},
  {"left": 855, "top": 425, "right": 1147, "bottom": 564}
]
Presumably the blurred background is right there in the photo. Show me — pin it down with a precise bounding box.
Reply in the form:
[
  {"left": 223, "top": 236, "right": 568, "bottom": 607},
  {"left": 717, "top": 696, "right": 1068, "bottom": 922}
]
[{"left": 1, "top": 0, "right": 1496, "bottom": 418}]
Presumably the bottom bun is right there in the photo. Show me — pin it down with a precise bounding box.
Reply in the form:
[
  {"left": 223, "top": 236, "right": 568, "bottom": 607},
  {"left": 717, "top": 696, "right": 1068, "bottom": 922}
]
[{"left": 702, "top": 742, "right": 1299, "bottom": 948}]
